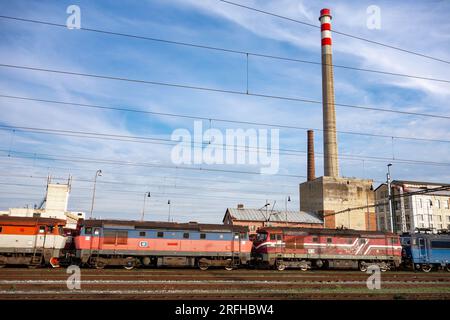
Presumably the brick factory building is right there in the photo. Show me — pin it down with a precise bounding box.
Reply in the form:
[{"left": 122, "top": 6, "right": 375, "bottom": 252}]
[
  {"left": 375, "top": 180, "right": 450, "bottom": 233},
  {"left": 223, "top": 204, "right": 323, "bottom": 236}
]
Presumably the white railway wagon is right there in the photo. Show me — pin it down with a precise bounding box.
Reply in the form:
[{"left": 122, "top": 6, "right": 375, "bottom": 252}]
[{"left": 0, "top": 216, "right": 67, "bottom": 267}]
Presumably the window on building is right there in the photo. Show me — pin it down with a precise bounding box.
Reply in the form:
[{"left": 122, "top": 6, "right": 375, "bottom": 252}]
[
  {"left": 447, "top": 216, "right": 450, "bottom": 222},
  {"left": 139, "top": 232, "right": 146, "bottom": 237},
  {"left": 200, "top": 233, "right": 206, "bottom": 239},
  {"left": 418, "top": 199, "right": 422, "bottom": 208},
  {"left": 183, "top": 233, "right": 189, "bottom": 239},
  {"left": 445, "top": 201, "right": 449, "bottom": 209},
  {"left": 436, "top": 200, "right": 441, "bottom": 208},
  {"left": 418, "top": 214, "right": 424, "bottom": 221},
  {"left": 157, "top": 231, "right": 164, "bottom": 238},
  {"left": 435, "top": 216, "right": 442, "bottom": 222},
  {"left": 438, "top": 224, "right": 443, "bottom": 230},
  {"left": 419, "top": 223, "right": 424, "bottom": 228}
]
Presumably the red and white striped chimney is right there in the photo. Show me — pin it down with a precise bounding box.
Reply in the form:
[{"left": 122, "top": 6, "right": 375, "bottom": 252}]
[{"left": 319, "top": 8, "right": 339, "bottom": 178}]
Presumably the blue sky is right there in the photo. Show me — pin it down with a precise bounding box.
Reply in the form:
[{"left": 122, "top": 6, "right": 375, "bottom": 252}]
[{"left": 0, "top": 0, "right": 449, "bottom": 223}]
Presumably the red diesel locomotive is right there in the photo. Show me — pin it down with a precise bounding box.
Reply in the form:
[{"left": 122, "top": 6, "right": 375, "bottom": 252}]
[
  {"left": 74, "top": 219, "right": 252, "bottom": 270},
  {"left": 252, "top": 227, "right": 402, "bottom": 271}
]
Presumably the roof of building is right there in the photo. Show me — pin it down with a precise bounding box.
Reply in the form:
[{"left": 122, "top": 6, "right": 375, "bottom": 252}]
[
  {"left": 375, "top": 180, "right": 450, "bottom": 196},
  {"left": 224, "top": 208, "right": 323, "bottom": 224},
  {"left": 83, "top": 219, "right": 249, "bottom": 232}
]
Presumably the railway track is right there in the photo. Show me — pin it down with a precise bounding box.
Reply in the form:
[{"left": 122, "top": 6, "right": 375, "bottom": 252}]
[{"left": 0, "top": 268, "right": 449, "bottom": 300}]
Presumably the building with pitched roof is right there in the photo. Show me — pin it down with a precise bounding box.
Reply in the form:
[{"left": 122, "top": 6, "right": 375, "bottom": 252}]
[{"left": 223, "top": 204, "right": 323, "bottom": 235}]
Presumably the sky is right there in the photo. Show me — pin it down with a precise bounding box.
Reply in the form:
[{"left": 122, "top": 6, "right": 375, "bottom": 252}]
[{"left": 0, "top": 0, "right": 449, "bottom": 223}]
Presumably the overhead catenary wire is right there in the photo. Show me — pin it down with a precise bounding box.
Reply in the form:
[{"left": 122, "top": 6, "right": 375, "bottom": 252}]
[
  {"left": 2, "top": 94, "right": 450, "bottom": 144},
  {"left": 0, "top": 149, "right": 306, "bottom": 178},
  {"left": 1, "top": 123, "right": 450, "bottom": 168},
  {"left": 0, "top": 15, "right": 449, "bottom": 84},
  {"left": 1, "top": 65, "right": 449, "bottom": 121},
  {"left": 218, "top": 0, "right": 450, "bottom": 65}
]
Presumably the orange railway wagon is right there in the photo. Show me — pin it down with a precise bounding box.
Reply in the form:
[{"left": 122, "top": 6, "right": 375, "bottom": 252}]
[{"left": 0, "top": 216, "right": 68, "bottom": 268}]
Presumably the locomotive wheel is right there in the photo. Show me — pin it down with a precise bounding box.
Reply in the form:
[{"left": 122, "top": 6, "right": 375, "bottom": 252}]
[
  {"left": 27, "top": 264, "right": 40, "bottom": 269},
  {"left": 123, "top": 257, "right": 136, "bottom": 270},
  {"left": 446, "top": 265, "right": 450, "bottom": 272},
  {"left": 421, "top": 264, "right": 432, "bottom": 273},
  {"left": 300, "top": 265, "right": 308, "bottom": 272},
  {"left": 198, "top": 261, "right": 209, "bottom": 271},
  {"left": 359, "top": 262, "right": 368, "bottom": 272},
  {"left": 276, "top": 261, "right": 286, "bottom": 271},
  {"left": 95, "top": 261, "right": 106, "bottom": 270},
  {"left": 224, "top": 259, "right": 234, "bottom": 271}
]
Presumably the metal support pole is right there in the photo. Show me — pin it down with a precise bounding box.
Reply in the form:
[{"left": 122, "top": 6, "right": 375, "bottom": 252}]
[
  {"left": 89, "top": 170, "right": 102, "bottom": 219},
  {"left": 387, "top": 164, "right": 394, "bottom": 233}
]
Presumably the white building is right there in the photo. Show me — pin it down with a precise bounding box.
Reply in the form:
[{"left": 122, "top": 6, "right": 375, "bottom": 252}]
[
  {"left": 375, "top": 180, "right": 450, "bottom": 233},
  {"left": 0, "top": 177, "right": 85, "bottom": 229}
]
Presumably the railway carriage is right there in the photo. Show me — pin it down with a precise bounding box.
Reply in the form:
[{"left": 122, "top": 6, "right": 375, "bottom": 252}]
[
  {"left": 400, "top": 230, "right": 450, "bottom": 272},
  {"left": 0, "top": 216, "right": 68, "bottom": 268},
  {"left": 74, "top": 219, "right": 252, "bottom": 270},
  {"left": 253, "top": 227, "right": 402, "bottom": 271}
]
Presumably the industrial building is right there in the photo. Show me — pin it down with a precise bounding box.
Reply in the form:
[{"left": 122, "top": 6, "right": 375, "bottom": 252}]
[
  {"left": 222, "top": 204, "right": 323, "bottom": 235},
  {"left": 375, "top": 180, "right": 450, "bottom": 233},
  {"left": 298, "top": 9, "right": 376, "bottom": 231},
  {"left": 0, "top": 177, "right": 84, "bottom": 229}
]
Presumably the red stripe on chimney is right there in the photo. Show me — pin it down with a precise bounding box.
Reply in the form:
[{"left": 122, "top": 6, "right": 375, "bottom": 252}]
[{"left": 322, "top": 38, "right": 332, "bottom": 46}]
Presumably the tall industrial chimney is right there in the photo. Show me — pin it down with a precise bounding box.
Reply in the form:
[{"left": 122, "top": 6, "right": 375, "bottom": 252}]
[
  {"left": 307, "top": 130, "right": 315, "bottom": 181},
  {"left": 319, "top": 8, "right": 339, "bottom": 177}
]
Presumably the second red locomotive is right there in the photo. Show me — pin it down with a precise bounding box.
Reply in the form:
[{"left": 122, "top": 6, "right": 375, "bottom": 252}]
[{"left": 252, "top": 227, "right": 402, "bottom": 271}]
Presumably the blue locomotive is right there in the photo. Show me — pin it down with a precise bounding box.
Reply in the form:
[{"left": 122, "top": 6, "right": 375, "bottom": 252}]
[{"left": 400, "top": 229, "right": 450, "bottom": 272}]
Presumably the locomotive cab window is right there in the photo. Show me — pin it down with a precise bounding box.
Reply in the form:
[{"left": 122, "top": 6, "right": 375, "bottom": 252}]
[
  {"left": 327, "top": 237, "right": 333, "bottom": 244},
  {"left": 139, "top": 231, "right": 146, "bottom": 237},
  {"left": 256, "top": 233, "right": 267, "bottom": 241},
  {"left": 85, "top": 227, "right": 92, "bottom": 235},
  {"left": 157, "top": 231, "right": 164, "bottom": 238},
  {"left": 312, "top": 236, "right": 319, "bottom": 243},
  {"left": 200, "top": 233, "right": 206, "bottom": 239},
  {"left": 359, "top": 239, "right": 366, "bottom": 245},
  {"left": 270, "top": 234, "right": 276, "bottom": 241},
  {"left": 183, "top": 233, "right": 189, "bottom": 239},
  {"left": 93, "top": 228, "right": 100, "bottom": 236},
  {"left": 276, "top": 234, "right": 282, "bottom": 241},
  {"left": 39, "top": 226, "right": 45, "bottom": 234}
]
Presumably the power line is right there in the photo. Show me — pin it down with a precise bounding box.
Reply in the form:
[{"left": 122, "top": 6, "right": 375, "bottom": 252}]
[
  {"left": 0, "top": 161, "right": 297, "bottom": 189},
  {"left": 2, "top": 94, "right": 450, "bottom": 144},
  {"left": 1, "top": 64, "right": 449, "bottom": 120},
  {"left": 0, "top": 149, "right": 305, "bottom": 178},
  {"left": 219, "top": 0, "right": 450, "bottom": 65},
  {"left": 1, "top": 15, "right": 449, "bottom": 84},
  {"left": 1, "top": 123, "right": 450, "bottom": 168}
]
